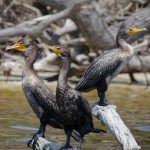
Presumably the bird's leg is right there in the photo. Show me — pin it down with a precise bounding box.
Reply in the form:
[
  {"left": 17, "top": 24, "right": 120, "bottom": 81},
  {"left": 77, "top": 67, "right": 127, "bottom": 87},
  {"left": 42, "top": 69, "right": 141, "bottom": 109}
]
[
  {"left": 27, "top": 124, "right": 46, "bottom": 148},
  {"left": 60, "top": 130, "right": 72, "bottom": 150},
  {"left": 99, "top": 91, "right": 108, "bottom": 106},
  {"left": 128, "top": 70, "right": 138, "bottom": 84},
  {"left": 97, "top": 83, "right": 108, "bottom": 106}
]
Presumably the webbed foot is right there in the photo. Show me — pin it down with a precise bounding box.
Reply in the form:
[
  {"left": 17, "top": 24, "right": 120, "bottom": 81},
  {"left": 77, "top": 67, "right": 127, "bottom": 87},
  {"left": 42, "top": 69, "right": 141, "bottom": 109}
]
[
  {"left": 27, "top": 134, "right": 44, "bottom": 149},
  {"left": 27, "top": 138, "right": 33, "bottom": 147}
]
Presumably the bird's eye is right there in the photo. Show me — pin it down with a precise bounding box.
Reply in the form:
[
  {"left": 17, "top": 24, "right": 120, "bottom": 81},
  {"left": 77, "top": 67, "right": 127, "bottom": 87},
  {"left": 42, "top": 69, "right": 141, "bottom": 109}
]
[
  {"left": 18, "top": 41, "right": 23, "bottom": 45},
  {"left": 130, "top": 28, "right": 132, "bottom": 31},
  {"left": 56, "top": 47, "right": 60, "bottom": 50}
]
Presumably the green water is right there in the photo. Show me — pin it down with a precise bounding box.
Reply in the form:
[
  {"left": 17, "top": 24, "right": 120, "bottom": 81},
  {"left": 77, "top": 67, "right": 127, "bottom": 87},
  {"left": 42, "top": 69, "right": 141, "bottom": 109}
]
[{"left": 0, "top": 82, "right": 149, "bottom": 150}]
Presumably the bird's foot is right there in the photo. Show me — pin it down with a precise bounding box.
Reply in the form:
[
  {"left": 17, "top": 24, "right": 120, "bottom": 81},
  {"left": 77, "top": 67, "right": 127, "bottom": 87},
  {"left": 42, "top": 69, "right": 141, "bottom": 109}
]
[
  {"left": 27, "top": 134, "right": 44, "bottom": 149},
  {"left": 27, "top": 138, "right": 33, "bottom": 148},
  {"left": 59, "top": 145, "right": 72, "bottom": 150},
  {"left": 130, "top": 78, "right": 139, "bottom": 84},
  {"left": 98, "top": 100, "right": 109, "bottom": 106}
]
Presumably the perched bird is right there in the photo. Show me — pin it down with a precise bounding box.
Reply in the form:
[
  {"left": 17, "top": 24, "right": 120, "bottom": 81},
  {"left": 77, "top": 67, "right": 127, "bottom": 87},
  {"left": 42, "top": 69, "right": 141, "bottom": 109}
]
[
  {"left": 75, "top": 27, "right": 147, "bottom": 106},
  {"left": 46, "top": 45, "right": 106, "bottom": 150},
  {"left": 6, "top": 39, "right": 84, "bottom": 148}
]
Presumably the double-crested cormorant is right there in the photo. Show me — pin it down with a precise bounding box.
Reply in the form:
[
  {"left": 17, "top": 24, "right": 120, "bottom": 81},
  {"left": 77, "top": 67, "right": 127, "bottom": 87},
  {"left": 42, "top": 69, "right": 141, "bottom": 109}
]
[
  {"left": 6, "top": 39, "right": 84, "bottom": 148},
  {"left": 46, "top": 45, "right": 106, "bottom": 149},
  {"left": 75, "top": 27, "right": 147, "bottom": 106}
]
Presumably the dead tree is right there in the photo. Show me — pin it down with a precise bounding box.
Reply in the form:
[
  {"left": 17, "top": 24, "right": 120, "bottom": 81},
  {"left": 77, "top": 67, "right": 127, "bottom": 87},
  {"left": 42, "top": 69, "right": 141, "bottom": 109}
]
[{"left": 37, "top": 0, "right": 150, "bottom": 50}]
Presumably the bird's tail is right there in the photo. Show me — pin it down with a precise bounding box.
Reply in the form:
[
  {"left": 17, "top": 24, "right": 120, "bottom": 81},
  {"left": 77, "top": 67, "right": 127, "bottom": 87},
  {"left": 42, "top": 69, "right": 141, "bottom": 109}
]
[
  {"left": 91, "top": 128, "right": 106, "bottom": 134},
  {"left": 71, "top": 130, "right": 86, "bottom": 144}
]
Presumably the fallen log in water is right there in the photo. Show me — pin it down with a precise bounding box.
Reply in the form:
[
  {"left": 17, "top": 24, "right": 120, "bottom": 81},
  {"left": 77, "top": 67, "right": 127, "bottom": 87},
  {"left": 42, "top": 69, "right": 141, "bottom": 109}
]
[
  {"left": 92, "top": 104, "right": 141, "bottom": 150},
  {"left": 29, "top": 104, "right": 141, "bottom": 150},
  {"left": 29, "top": 137, "right": 80, "bottom": 150}
]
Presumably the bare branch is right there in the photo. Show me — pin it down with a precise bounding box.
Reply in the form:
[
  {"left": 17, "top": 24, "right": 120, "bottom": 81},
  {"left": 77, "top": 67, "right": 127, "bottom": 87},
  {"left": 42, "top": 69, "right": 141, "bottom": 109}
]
[
  {"left": 62, "top": 37, "right": 86, "bottom": 46},
  {"left": 4, "top": 0, "right": 42, "bottom": 17},
  {"left": 0, "top": 4, "right": 81, "bottom": 41}
]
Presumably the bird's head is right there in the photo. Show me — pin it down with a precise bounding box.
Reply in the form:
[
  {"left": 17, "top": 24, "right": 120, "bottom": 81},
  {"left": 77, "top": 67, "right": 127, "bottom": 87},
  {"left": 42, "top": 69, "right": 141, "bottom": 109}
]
[
  {"left": 43, "top": 44, "right": 70, "bottom": 58},
  {"left": 127, "top": 27, "right": 147, "bottom": 36},
  {"left": 116, "top": 27, "right": 147, "bottom": 47},
  {"left": 118, "top": 27, "right": 147, "bottom": 40},
  {"left": 6, "top": 39, "right": 26, "bottom": 52},
  {"left": 6, "top": 39, "right": 40, "bottom": 59}
]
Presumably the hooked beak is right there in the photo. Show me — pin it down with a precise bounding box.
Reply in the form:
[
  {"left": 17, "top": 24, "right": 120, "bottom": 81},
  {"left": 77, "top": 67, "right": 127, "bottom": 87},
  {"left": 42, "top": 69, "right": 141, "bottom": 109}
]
[
  {"left": 43, "top": 44, "right": 61, "bottom": 56},
  {"left": 6, "top": 42, "right": 25, "bottom": 52},
  {"left": 128, "top": 27, "right": 147, "bottom": 36}
]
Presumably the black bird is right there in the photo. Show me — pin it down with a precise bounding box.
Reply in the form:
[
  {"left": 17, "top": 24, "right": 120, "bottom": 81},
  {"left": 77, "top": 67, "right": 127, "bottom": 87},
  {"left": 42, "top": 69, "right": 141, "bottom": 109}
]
[
  {"left": 75, "top": 27, "right": 147, "bottom": 106},
  {"left": 46, "top": 45, "right": 106, "bottom": 150},
  {"left": 6, "top": 39, "right": 84, "bottom": 148}
]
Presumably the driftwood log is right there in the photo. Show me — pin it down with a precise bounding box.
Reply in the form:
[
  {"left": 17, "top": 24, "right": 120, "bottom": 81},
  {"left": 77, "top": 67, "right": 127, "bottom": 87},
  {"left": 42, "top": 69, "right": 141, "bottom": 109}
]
[
  {"left": 92, "top": 104, "right": 141, "bottom": 150},
  {"left": 29, "top": 137, "right": 80, "bottom": 150},
  {"left": 35, "top": 0, "right": 150, "bottom": 82},
  {"left": 29, "top": 104, "right": 140, "bottom": 150},
  {"left": 0, "top": 0, "right": 149, "bottom": 50},
  {"left": 0, "top": 0, "right": 149, "bottom": 77},
  {"left": 37, "top": 0, "right": 150, "bottom": 50},
  {"left": 0, "top": 2, "right": 83, "bottom": 42}
]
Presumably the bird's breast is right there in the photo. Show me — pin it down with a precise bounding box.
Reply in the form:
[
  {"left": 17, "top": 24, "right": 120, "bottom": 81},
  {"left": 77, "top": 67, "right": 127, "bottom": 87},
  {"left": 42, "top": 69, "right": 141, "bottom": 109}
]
[{"left": 22, "top": 74, "right": 38, "bottom": 87}]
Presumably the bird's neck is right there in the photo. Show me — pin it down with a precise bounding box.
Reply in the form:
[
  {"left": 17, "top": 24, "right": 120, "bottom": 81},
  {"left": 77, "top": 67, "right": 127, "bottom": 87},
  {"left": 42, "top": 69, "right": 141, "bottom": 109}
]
[
  {"left": 117, "top": 37, "right": 126, "bottom": 48},
  {"left": 25, "top": 57, "right": 35, "bottom": 69},
  {"left": 117, "top": 38, "right": 134, "bottom": 54},
  {"left": 58, "top": 57, "right": 71, "bottom": 87},
  {"left": 24, "top": 61, "right": 36, "bottom": 77},
  {"left": 23, "top": 46, "right": 38, "bottom": 77}
]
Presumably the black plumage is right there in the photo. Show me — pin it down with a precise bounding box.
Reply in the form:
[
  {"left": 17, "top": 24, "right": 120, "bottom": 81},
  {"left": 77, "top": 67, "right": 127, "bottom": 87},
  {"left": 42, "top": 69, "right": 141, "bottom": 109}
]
[
  {"left": 75, "top": 27, "right": 147, "bottom": 106},
  {"left": 49, "top": 46, "right": 106, "bottom": 149},
  {"left": 6, "top": 39, "right": 84, "bottom": 148}
]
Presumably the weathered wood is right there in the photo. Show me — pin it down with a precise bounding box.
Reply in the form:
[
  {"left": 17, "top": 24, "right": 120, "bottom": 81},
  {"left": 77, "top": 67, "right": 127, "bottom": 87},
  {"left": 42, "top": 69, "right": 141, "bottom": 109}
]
[
  {"left": 92, "top": 104, "right": 141, "bottom": 150},
  {"left": 0, "top": 3, "right": 82, "bottom": 41},
  {"left": 30, "top": 104, "right": 141, "bottom": 150},
  {"left": 38, "top": 0, "right": 150, "bottom": 50},
  {"left": 30, "top": 137, "right": 60, "bottom": 150},
  {"left": 30, "top": 137, "right": 80, "bottom": 150}
]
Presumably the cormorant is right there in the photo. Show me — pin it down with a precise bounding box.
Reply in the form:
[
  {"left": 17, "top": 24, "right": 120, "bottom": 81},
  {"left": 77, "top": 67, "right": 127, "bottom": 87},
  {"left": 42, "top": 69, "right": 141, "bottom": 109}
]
[
  {"left": 6, "top": 39, "right": 84, "bottom": 148},
  {"left": 46, "top": 45, "right": 106, "bottom": 149},
  {"left": 75, "top": 27, "right": 147, "bottom": 106}
]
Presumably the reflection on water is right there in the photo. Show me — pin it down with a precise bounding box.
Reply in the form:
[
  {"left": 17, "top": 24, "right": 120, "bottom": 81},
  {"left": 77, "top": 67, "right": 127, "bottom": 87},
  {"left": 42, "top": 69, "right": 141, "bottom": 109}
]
[
  {"left": 135, "top": 126, "right": 150, "bottom": 132},
  {"left": 0, "top": 82, "right": 150, "bottom": 150},
  {"left": 10, "top": 125, "right": 38, "bottom": 131},
  {"left": 15, "top": 138, "right": 31, "bottom": 143}
]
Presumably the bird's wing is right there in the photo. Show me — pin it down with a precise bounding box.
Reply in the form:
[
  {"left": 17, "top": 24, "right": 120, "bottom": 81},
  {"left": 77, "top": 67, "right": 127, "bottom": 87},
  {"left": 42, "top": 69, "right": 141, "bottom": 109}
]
[
  {"left": 75, "top": 49, "right": 122, "bottom": 90},
  {"left": 30, "top": 80, "right": 60, "bottom": 117},
  {"left": 75, "top": 92, "right": 93, "bottom": 122},
  {"left": 23, "top": 86, "right": 44, "bottom": 119}
]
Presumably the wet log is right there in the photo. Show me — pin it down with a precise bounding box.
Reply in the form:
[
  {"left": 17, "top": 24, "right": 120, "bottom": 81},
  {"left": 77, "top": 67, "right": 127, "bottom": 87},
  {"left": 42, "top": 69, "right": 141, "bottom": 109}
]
[
  {"left": 29, "top": 137, "right": 79, "bottom": 150},
  {"left": 92, "top": 104, "right": 141, "bottom": 150},
  {"left": 29, "top": 104, "right": 141, "bottom": 150}
]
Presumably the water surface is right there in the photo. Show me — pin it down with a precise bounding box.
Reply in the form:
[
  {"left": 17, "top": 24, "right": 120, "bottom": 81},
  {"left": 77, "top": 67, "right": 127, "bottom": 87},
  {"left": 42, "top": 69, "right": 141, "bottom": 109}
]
[{"left": 0, "top": 82, "right": 149, "bottom": 150}]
